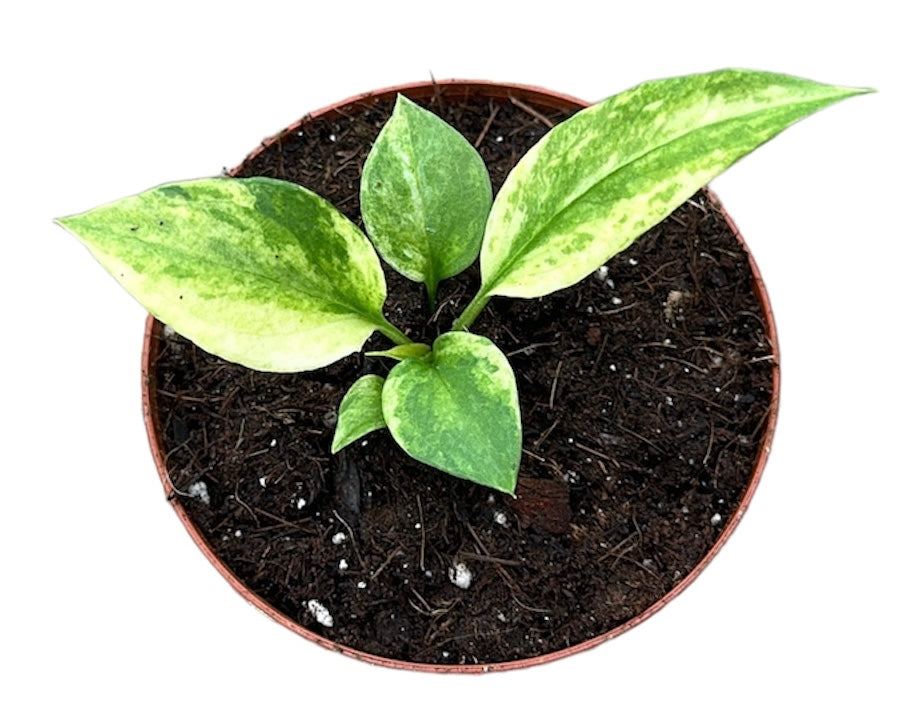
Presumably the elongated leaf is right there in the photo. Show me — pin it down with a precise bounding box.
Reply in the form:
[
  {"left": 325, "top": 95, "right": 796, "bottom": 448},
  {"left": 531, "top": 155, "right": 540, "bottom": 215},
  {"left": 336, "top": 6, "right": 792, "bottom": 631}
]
[
  {"left": 332, "top": 375, "right": 387, "bottom": 453},
  {"left": 382, "top": 332, "right": 520, "bottom": 494},
  {"left": 361, "top": 95, "right": 492, "bottom": 301},
  {"left": 479, "top": 69, "right": 871, "bottom": 300},
  {"left": 57, "top": 177, "right": 390, "bottom": 372}
]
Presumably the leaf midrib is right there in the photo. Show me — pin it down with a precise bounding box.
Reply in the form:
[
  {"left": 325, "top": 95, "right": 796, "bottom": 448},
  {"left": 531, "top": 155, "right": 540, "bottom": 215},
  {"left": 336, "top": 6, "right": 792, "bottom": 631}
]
[
  {"left": 402, "top": 107, "right": 436, "bottom": 284},
  {"left": 102, "top": 228, "right": 384, "bottom": 328}
]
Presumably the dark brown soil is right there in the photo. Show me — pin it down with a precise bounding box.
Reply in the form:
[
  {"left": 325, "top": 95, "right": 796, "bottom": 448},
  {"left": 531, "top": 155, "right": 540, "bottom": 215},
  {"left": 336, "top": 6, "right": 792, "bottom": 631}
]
[{"left": 152, "top": 89, "right": 774, "bottom": 666}]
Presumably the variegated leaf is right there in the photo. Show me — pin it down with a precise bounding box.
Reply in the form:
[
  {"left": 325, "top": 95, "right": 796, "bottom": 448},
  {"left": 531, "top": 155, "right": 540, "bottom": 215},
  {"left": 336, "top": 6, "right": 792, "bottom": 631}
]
[
  {"left": 475, "top": 69, "right": 870, "bottom": 304},
  {"left": 57, "top": 177, "right": 397, "bottom": 372},
  {"left": 382, "top": 332, "right": 520, "bottom": 494},
  {"left": 361, "top": 95, "right": 492, "bottom": 303},
  {"left": 332, "top": 375, "right": 387, "bottom": 453}
]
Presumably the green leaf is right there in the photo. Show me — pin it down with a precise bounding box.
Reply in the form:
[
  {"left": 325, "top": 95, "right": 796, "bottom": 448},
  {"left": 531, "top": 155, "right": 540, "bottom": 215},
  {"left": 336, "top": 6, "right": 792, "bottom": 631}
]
[
  {"left": 360, "top": 94, "right": 492, "bottom": 303},
  {"left": 57, "top": 177, "right": 393, "bottom": 372},
  {"left": 366, "top": 343, "right": 431, "bottom": 361},
  {"left": 382, "top": 332, "right": 520, "bottom": 494},
  {"left": 475, "top": 69, "right": 871, "bottom": 303},
  {"left": 332, "top": 375, "right": 387, "bottom": 453}
]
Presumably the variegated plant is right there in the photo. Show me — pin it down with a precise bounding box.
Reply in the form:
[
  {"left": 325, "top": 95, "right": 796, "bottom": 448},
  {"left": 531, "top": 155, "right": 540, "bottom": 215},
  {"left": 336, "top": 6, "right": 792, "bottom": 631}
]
[{"left": 57, "top": 70, "right": 869, "bottom": 495}]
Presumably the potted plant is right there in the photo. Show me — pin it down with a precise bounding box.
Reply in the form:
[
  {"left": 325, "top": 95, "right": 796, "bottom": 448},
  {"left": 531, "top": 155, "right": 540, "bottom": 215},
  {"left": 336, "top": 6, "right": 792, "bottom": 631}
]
[{"left": 57, "top": 70, "right": 869, "bottom": 671}]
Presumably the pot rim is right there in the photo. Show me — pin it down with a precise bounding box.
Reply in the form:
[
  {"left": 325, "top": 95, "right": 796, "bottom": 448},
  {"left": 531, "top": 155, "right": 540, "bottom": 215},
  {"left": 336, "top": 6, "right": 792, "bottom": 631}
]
[{"left": 141, "top": 79, "right": 780, "bottom": 674}]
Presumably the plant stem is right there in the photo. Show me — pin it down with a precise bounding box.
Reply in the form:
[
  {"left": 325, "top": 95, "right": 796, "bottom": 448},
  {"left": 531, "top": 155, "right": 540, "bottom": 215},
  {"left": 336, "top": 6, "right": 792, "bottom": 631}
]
[
  {"left": 378, "top": 320, "right": 411, "bottom": 346},
  {"left": 452, "top": 290, "right": 491, "bottom": 331},
  {"left": 425, "top": 279, "right": 438, "bottom": 315}
]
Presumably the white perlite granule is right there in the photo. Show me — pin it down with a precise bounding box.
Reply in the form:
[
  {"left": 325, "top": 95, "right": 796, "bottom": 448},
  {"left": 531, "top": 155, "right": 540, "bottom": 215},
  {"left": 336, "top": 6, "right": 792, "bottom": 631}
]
[
  {"left": 305, "top": 599, "right": 334, "bottom": 627},
  {"left": 187, "top": 481, "right": 210, "bottom": 505},
  {"left": 448, "top": 562, "right": 473, "bottom": 590},
  {"left": 331, "top": 532, "right": 347, "bottom": 545}
]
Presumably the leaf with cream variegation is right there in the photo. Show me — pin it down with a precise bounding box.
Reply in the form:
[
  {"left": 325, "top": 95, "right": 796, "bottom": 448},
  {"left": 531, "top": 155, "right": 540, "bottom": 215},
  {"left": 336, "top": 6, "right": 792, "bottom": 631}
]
[
  {"left": 454, "top": 69, "right": 871, "bottom": 329},
  {"left": 382, "top": 332, "right": 521, "bottom": 494},
  {"left": 57, "top": 177, "right": 404, "bottom": 372},
  {"left": 332, "top": 374, "right": 388, "bottom": 453},
  {"left": 361, "top": 95, "right": 492, "bottom": 304}
]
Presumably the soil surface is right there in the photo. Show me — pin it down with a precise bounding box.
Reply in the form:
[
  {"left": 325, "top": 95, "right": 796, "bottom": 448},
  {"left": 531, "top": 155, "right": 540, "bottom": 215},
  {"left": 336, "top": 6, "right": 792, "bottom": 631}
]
[{"left": 152, "top": 90, "right": 775, "bottom": 665}]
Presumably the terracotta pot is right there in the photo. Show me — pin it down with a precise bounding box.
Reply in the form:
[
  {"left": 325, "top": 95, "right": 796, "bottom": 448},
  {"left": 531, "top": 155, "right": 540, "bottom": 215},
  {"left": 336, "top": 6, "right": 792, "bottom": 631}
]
[{"left": 141, "top": 80, "right": 780, "bottom": 673}]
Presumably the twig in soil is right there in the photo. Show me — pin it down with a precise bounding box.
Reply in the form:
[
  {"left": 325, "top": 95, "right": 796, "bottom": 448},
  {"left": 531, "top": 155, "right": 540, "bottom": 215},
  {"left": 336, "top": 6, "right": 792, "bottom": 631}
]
[
  {"left": 331, "top": 149, "right": 361, "bottom": 176},
  {"left": 596, "top": 303, "right": 636, "bottom": 317},
  {"left": 508, "top": 96, "right": 556, "bottom": 128},
  {"left": 161, "top": 466, "right": 195, "bottom": 500},
  {"left": 416, "top": 495, "right": 426, "bottom": 572},
  {"left": 665, "top": 356, "right": 709, "bottom": 374},
  {"left": 522, "top": 447, "right": 546, "bottom": 462},
  {"left": 533, "top": 418, "right": 561, "bottom": 450},
  {"left": 428, "top": 72, "right": 442, "bottom": 109},
  {"left": 464, "top": 524, "right": 539, "bottom": 609},
  {"left": 465, "top": 523, "right": 490, "bottom": 557},
  {"left": 595, "top": 532, "right": 638, "bottom": 565},
  {"left": 408, "top": 588, "right": 455, "bottom": 618},
  {"left": 549, "top": 360, "right": 563, "bottom": 410},
  {"left": 251, "top": 507, "right": 315, "bottom": 534},
  {"left": 574, "top": 442, "right": 616, "bottom": 463},
  {"left": 505, "top": 341, "right": 557, "bottom": 358},
  {"left": 703, "top": 421, "right": 715, "bottom": 466},
  {"left": 332, "top": 509, "right": 366, "bottom": 570},
  {"left": 687, "top": 197, "right": 708, "bottom": 213},
  {"left": 590, "top": 333, "right": 610, "bottom": 376},
  {"left": 370, "top": 545, "right": 404, "bottom": 580},
  {"left": 457, "top": 551, "right": 523, "bottom": 567},
  {"left": 633, "top": 259, "right": 682, "bottom": 288},
  {"left": 632, "top": 341, "right": 679, "bottom": 350},
  {"left": 429, "top": 286, "right": 463, "bottom": 322},
  {"left": 511, "top": 594, "right": 552, "bottom": 614},
  {"left": 631, "top": 515, "right": 644, "bottom": 541},
  {"left": 668, "top": 213, "right": 688, "bottom": 227},
  {"left": 156, "top": 390, "right": 213, "bottom": 403},
  {"left": 753, "top": 403, "right": 773, "bottom": 438},
  {"left": 632, "top": 376, "right": 730, "bottom": 413},
  {"left": 615, "top": 553, "right": 663, "bottom": 582},
  {"left": 233, "top": 479, "right": 259, "bottom": 525},
  {"left": 234, "top": 417, "right": 245, "bottom": 450},
  {"left": 474, "top": 104, "right": 500, "bottom": 148},
  {"left": 616, "top": 422, "right": 663, "bottom": 452}
]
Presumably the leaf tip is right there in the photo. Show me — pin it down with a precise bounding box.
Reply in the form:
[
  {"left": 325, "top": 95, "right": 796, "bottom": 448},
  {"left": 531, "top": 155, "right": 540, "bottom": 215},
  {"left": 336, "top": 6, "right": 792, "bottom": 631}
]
[
  {"left": 393, "top": 92, "right": 418, "bottom": 112},
  {"left": 53, "top": 214, "right": 75, "bottom": 230}
]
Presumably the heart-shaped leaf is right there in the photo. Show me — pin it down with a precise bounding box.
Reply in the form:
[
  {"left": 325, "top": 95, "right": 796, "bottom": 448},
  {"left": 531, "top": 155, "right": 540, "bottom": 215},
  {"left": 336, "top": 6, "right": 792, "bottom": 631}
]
[
  {"left": 57, "top": 177, "right": 398, "bottom": 372},
  {"left": 456, "top": 70, "right": 871, "bottom": 327},
  {"left": 332, "top": 374, "right": 387, "bottom": 453},
  {"left": 382, "top": 332, "right": 520, "bottom": 494},
  {"left": 361, "top": 95, "right": 492, "bottom": 304}
]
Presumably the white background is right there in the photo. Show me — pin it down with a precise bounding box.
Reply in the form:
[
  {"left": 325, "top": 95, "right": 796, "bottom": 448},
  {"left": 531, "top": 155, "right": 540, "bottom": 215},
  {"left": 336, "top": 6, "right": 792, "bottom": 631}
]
[{"left": 3, "top": 1, "right": 910, "bottom": 713}]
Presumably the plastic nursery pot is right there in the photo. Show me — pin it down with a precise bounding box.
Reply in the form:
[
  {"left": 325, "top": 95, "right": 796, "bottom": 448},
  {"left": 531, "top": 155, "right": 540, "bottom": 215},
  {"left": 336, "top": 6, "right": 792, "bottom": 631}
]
[{"left": 141, "top": 80, "right": 780, "bottom": 673}]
